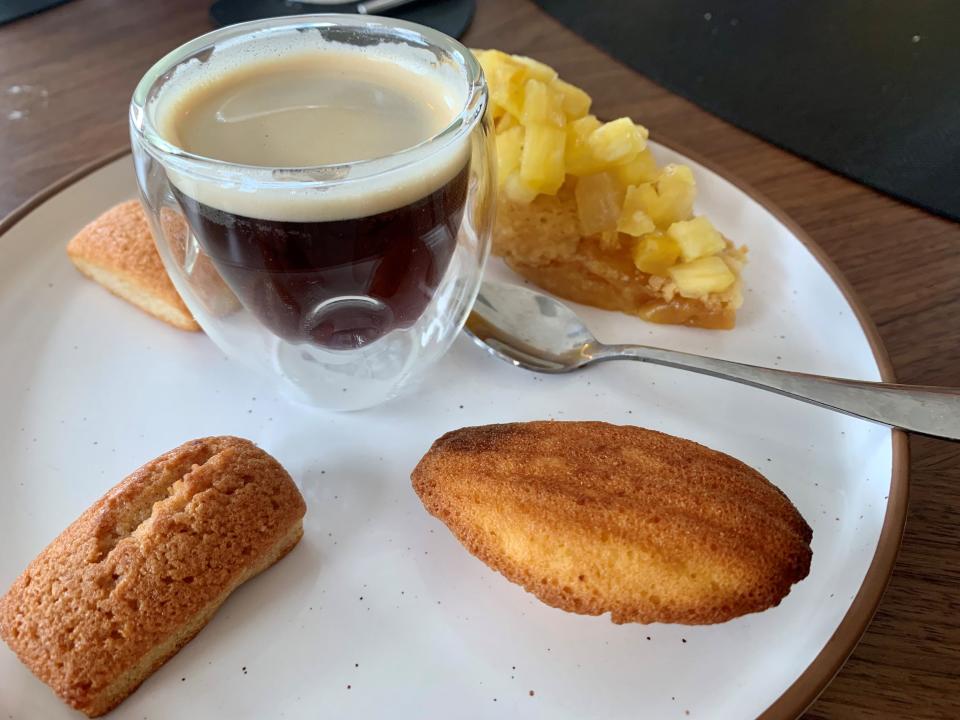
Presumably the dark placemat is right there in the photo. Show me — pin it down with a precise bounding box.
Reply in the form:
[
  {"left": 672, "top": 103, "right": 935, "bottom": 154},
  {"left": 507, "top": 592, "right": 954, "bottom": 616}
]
[
  {"left": 0, "top": 0, "right": 73, "bottom": 25},
  {"left": 211, "top": 0, "right": 475, "bottom": 39},
  {"left": 535, "top": 0, "right": 960, "bottom": 221}
]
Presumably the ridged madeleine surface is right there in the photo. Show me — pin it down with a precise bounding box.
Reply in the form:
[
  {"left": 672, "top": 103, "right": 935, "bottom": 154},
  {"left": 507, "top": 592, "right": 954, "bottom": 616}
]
[{"left": 412, "top": 421, "right": 812, "bottom": 624}]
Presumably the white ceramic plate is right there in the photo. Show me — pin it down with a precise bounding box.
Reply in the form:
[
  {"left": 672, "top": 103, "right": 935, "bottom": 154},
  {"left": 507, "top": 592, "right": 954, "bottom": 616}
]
[{"left": 0, "top": 144, "right": 906, "bottom": 720}]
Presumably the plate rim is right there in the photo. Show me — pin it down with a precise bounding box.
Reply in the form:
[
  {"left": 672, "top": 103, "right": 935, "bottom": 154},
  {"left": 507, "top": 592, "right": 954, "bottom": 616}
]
[{"left": 0, "top": 145, "right": 909, "bottom": 720}]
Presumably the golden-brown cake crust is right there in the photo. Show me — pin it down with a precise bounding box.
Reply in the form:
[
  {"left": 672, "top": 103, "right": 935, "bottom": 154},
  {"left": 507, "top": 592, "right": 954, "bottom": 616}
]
[
  {"left": 66, "top": 200, "right": 201, "bottom": 331},
  {"left": 0, "top": 436, "right": 306, "bottom": 716},
  {"left": 412, "top": 421, "right": 812, "bottom": 625}
]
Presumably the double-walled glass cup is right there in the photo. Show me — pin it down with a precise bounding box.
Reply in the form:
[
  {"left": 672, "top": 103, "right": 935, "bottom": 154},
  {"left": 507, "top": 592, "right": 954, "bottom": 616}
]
[{"left": 130, "top": 15, "right": 493, "bottom": 410}]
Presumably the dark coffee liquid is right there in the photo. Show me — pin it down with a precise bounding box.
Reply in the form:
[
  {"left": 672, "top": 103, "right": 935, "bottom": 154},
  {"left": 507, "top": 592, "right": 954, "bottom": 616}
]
[{"left": 174, "top": 162, "right": 469, "bottom": 350}]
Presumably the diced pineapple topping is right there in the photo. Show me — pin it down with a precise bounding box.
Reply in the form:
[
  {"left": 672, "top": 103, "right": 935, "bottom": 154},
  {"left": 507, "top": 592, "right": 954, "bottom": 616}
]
[
  {"left": 614, "top": 149, "right": 658, "bottom": 186},
  {"left": 617, "top": 186, "right": 657, "bottom": 237},
  {"left": 569, "top": 114, "right": 602, "bottom": 137},
  {"left": 495, "top": 126, "right": 524, "bottom": 189},
  {"left": 587, "top": 117, "right": 648, "bottom": 164},
  {"left": 669, "top": 256, "right": 736, "bottom": 297},
  {"left": 512, "top": 54, "right": 558, "bottom": 83},
  {"left": 645, "top": 165, "right": 696, "bottom": 228},
  {"left": 668, "top": 216, "right": 726, "bottom": 262},
  {"left": 575, "top": 172, "right": 624, "bottom": 236},
  {"left": 553, "top": 79, "right": 591, "bottom": 119},
  {"left": 477, "top": 48, "right": 745, "bottom": 311},
  {"left": 503, "top": 171, "right": 539, "bottom": 204},
  {"left": 632, "top": 233, "right": 681, "bottom": 276},
  {"left": 478, "top": 50, "right": 526, "bottom": 118},
  {"left": 565, "top": 115, "right": 606, "bottom": 176},
  {"left": 520, "top": 124, "right": 566, "bottom": 194},
  {"left": 496, "top": 111, "right": 520, "bottom": 132},
  {"left": 521, "top": 79, "right": 566, "bottom": 127}
]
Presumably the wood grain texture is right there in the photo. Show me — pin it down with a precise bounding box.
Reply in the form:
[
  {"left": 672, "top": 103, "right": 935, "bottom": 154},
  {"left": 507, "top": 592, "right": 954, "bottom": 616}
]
[{"left": 1, "top": 0, "right": 957, "bottom": 716}]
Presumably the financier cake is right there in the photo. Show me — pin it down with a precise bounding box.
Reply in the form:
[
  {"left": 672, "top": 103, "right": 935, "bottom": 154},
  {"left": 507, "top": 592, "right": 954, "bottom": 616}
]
[
  {"left": 412, "top": 421, "right": 812, "bottom": 625},
  {"left": 67, "top": 199, "right": 200, "bottom": 331},
  {"left": 0, "top": 436, "right": 306, "bottom": 717}
]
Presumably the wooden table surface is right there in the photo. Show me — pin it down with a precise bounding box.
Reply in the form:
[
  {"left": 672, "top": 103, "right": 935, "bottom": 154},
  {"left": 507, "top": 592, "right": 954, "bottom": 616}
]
[{"left": 1, "top": 0, "right": 957, "bottom": 716}]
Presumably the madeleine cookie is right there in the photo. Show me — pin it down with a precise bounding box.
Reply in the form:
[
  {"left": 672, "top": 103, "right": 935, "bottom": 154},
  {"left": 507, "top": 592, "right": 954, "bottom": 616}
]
[{"left": 412, "top": 421, "right": 812, "bottom": 625}]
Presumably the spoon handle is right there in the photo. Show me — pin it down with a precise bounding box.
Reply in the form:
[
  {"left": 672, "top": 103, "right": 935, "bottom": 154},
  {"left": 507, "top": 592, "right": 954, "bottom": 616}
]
[
  {"left": 356, "top": 0, "right": 419, "bottom": 12},
  {"left": 598, "top": 343, "right": 960, "bottom": 440}
]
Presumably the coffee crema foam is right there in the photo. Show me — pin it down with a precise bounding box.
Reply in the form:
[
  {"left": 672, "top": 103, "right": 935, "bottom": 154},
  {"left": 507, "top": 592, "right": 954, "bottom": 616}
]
[{"left": 150, "top": 33, "right": 471, "bottom": 222}]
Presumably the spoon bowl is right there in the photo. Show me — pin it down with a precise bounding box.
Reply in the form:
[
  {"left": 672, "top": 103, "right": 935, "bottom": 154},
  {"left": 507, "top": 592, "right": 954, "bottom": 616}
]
[{"left": 466, "top": 282, "right": 597, "bottom": 372}]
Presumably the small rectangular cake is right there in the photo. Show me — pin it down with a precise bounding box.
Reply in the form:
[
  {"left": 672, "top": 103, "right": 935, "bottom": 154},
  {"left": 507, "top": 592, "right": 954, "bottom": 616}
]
[
  {"left": 0, "top": 436, "right": 306, "bottom": 717},
  {"left": 67, "top": 199, "right": 201, "bottom": 331}
]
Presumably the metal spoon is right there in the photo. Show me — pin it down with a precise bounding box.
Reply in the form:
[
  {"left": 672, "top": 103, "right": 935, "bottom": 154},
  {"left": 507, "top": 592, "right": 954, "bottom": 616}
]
[
  {"left": 465, "top": 281, "right": 960, "bottom": 441},
  {"left": 293, "top": 0, "right": 418, "bottom": 13}
]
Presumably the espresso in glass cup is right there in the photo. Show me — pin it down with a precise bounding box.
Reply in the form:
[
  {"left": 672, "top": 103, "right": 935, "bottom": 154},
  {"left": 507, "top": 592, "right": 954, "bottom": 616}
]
[{"left": 130, "top": 16, "right": 493, "bottom": 409}]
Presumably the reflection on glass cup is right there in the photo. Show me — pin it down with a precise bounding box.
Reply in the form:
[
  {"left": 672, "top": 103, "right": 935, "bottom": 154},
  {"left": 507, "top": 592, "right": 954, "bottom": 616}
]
[{"left": 130, "top": 15, "right": 494, "bottom": 410}]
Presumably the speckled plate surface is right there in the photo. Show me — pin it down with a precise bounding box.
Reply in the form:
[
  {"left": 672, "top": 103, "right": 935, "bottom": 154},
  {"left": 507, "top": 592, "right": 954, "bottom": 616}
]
[{"left": 0, "top": 144, "right": 905, "bottom": 719}]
